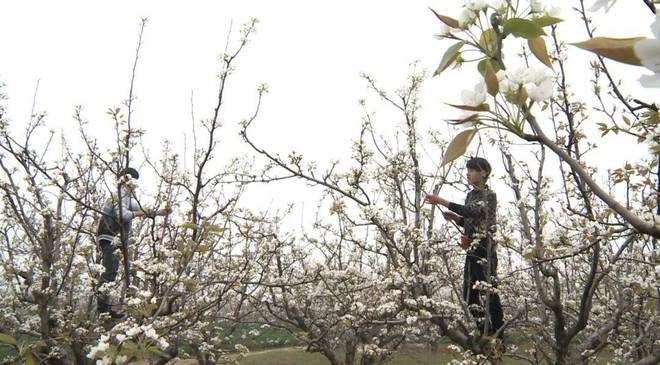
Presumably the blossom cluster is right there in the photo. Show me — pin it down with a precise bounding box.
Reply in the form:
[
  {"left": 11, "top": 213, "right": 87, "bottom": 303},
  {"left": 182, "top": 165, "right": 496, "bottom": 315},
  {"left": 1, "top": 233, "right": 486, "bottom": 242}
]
[
  {"left": 530, "top": 0, "right": 561, "bottom": 17},
  {"left": 634, "top": 13, "right": 660, "bottom": 87},
  {"left": 458, "top": 0, "right": 506, "bottom": 28},
  {"left": 498, "top": 66, "right": 555, "bottom": 102},
  {"left": 87, "top": 323, "right": 169, "bottom": 364}
]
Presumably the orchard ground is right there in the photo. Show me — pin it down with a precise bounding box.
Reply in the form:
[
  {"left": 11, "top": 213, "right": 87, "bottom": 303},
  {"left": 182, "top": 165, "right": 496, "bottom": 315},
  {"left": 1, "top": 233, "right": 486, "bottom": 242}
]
[{"left": 1, "top": 327, "right": 616, "bottom": 364}]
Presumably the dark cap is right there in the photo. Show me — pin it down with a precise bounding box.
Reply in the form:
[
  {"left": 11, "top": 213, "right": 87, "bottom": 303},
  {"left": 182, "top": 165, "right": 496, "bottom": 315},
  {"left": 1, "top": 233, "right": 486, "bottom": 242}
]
[
  {"left": 121, "top": 167, "right": 140, "bottom": 180},
  {"left": 466, "top": 157, "right": 491, "bottom": 176}
]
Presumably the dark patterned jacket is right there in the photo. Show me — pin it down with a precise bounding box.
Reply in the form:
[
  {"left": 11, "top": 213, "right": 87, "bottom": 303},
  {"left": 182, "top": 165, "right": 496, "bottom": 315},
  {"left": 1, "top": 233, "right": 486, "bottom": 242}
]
[{"left": 448, "top": 186, "right": 497, "bottom": 257}]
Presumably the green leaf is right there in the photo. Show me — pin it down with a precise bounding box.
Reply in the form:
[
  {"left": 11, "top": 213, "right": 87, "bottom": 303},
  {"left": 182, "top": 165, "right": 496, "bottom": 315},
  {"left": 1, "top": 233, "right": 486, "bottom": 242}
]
[
  {"left": 180, "top": 223, "right": 197, "bottom": 230},
  {"left": 441, "top": 129, "right": 478, "bottom": 166},
  {"left": 27, "top": 340, "right": 47, "bottom": 349},
  {"left": 24, "top": 352, "right": 36, "bottom": 365},
  {"left": 0, "top": 333, "right": 16, "bottom": 346},
  {"left": 120, "top": 341, "right": 138, "bottom": 355},
  {"left": 429, "top": 7, "right": 460, "bottom": 28},
  {"left": 446, "top": 103, "right": 490, "bottom": 112},
  {"left": 434, "top": 41, "right": 465, "bottom": 76},
  {"left": 477, "top": 59, "right": 501, "bottom": 76},
  {"left": 572, "top": 37, "right": 644, "bottom": 66},
  {"left": 479, "top": 29, "right": 498, "bottom": 55},
  {"left": 146, "top": 345, "right": 168, "bottom": 358},
  {"left": 503, "top": 18, "right": 546, "bottom": 39},
  {"left": 504, "top": 86, "right": 528, "bottom": 105},
  {"left": 206, "top": 225, "right": 225, "bottom": 234},
  {"left": 523, "top": 247, "right": 538, "bottom": 260},
  {"left": 194, "top": 244, "right": 211, "bottom": 253},
  {"left": 532, "top": 16, "right": 563, "bottom": 28}
]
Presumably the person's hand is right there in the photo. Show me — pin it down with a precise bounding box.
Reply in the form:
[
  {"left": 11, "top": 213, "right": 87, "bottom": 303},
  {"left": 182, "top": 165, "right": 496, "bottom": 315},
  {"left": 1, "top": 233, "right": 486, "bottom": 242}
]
[
  {"left": 460, "top": 235, "right": 471, "bottom": 250},
  {"left": 425, "top": 193, "right": 442, "bottom": 205},
  {"left": 157, "top": 206, "right": 173, "bottom": 216},
  {"left": 442, "top": 211, "right": 460, "bottom": 222}
]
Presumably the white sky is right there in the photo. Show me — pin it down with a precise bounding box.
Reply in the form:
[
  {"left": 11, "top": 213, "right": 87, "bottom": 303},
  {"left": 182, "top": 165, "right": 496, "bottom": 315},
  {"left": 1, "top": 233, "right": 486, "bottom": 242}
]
[{"left": 0, "top": 0, "right": 656, "bottom": 223}]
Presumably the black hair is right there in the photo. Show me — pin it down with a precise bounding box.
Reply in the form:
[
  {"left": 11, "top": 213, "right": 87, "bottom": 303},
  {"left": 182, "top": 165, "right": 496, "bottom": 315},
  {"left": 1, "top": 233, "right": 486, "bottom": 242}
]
[
  {"left": 121, "top": 167, "right": 140, "bottom": 180},
  {"left": 466, "top": 157, "right": 491, "bottom": 177}
]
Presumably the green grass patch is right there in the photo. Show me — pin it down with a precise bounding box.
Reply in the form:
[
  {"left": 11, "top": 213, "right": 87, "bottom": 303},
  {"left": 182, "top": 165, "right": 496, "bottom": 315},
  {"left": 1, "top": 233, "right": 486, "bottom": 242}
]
[
  {"left": 239, "top": 346, "right": 472, "bottom": 365},
  {"left": 240, "top": 344, "right": 614, "bottom": 365},
  {"left": 0, "top": 344, "right": 18, "bottom": 363},
  {"left": 240, "top": 348, "right": 328, "bottom": 365},
  {"left": 220, "top": 324, "right": 301, "bottom": 351}
]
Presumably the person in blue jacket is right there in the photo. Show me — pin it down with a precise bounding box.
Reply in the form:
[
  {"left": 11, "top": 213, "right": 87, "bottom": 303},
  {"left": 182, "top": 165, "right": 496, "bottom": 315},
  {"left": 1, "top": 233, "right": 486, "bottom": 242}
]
[{"left": 425, "top": 157, "right": 504, "bottom": 342}]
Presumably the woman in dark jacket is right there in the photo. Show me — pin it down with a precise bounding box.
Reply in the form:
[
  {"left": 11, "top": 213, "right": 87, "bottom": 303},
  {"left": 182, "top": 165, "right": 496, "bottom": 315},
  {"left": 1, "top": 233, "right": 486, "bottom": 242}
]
[{"left": 425, "top": 157, "right": 504, "bottom": 341}]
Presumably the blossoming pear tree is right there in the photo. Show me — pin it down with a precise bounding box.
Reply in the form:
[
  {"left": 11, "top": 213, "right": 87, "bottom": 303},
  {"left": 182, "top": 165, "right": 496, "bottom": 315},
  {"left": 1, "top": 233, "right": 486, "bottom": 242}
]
[
  {"left": 241, "top": 1, "right": 658, "bottom": 364},
  {"left": 0, "top": 19, "right": 279, "bottom": 365},
  {"left": 429, "top": 0, "right": 658, "bottom": 363}
]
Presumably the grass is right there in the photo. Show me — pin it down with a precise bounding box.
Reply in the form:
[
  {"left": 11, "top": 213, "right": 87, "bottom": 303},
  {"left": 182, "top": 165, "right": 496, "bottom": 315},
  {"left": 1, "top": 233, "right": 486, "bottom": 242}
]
[
  {"left": 239, "top": 347, "right": 329, "bottom": 365},
  {"left": 221, "top": 324, "right": 301, "bottom": 351},
  {"left": 239, "top": 344, "right": 615, "bottom": 365},
  {"left": 0, "top": 339, "right": 22, "bottom": 363},
  {"left": 239, "top": 345, "right": 509, "bottom": 365}
]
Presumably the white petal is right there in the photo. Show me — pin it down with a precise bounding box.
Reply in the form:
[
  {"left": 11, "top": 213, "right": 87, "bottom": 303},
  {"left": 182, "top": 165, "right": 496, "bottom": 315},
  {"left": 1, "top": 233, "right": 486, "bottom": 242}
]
[
  {"left": 589, "top": 0, "right": 617, "bottom": 12},
  {"left": 651, "top": 13, "right": 660, "bottom": 41},
  {"left": 461, "top": 89, "right": 476, "bottom": 105},
  {"left": 634, "top": 39, "right": 660, "bottom": 73},
  {"left": 458, "top": 9, "right": 476, "bottom": 28},
  {"left": 544, "top": 5, "right": 562, "bottom": 17},
  {"left": 507, "top": 67, "right": 528, "bottom": 85},
  {"left": 526, "top": 79, "right": 553, "bottom": 101},
  {"left": 474, "top": 81, "right": 487, "bottom": 95},
  {"left": 500, "top": 79, "right": 516, "bottom": 94},
  {"left": 488, "top": 0, "right": 505, "bottom": 11},
  {"left": 639, "top": 73, "right": 660, "bottom": 88},
  {"left": 530, "top": 0, "right": 543, "bottom": 13},
  {"left": 466, "top": 0, "right": 488, "bottom": 11}
]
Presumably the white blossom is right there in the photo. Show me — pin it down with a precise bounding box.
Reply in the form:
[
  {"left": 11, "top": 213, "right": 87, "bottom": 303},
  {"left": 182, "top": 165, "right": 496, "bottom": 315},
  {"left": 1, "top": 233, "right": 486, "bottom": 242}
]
[
  {"left": 589, "top": 0, "right": 618, "bottom": 12},
  {"left": 142, "top": 325, "right": 158, "bottom": 340},
  {"left": 458, "top": 9, "right": 477, "bottom": 28},
  {"left": 498, "top": 67, "right": 555, "bottom": 101},
  {"left": 419, "top": 310, "right": 433, "bottom": 319},
  {"left": 488, "top": 0, "right": 505, "bottom": 11},
  {"left": 530, "top": 0, "right": 544, "bottom": 13},
  {"left": 634, "top": 14, "right": 660, "bottom": 88},
  {"left": 96, "top": 358, "right": 112, "bottom": 365},
  {"left": 234, "top": 344, "right": 249, "bottom": 353},
  {"left": 496, "top": 70, "right": 516, "bottom": 95},
  {"left": 126, "top": 325, "right": 141, "bottom": 338},
  {"left": 531, "top": 0, "right": 561, "bottom": 16},
  {"left": 526, "top": 79, "right": 554, "bottom": 101},
  {"left": 435, "top": 22, "right": 452, "bottom": 38},
  {"left": 406, "top": 316, "right": 418, "bottom": 325},
  {"left": 465, "top": 0, "right": 488, "bottom": 12},
  {"left": 87, "top": 336, "right": 110, "bottom": 360},
  {"left": 159, "top": 338, "right": 170, "bottom": 349},
  {"left": 507, "top": 67, "right": 529, "bottom": 85},
  {"left": 461, "top": 82, "right": 487, "bottom": 106},
  {"left": 544, "top": 5, "right": 561, "bottom": 16},
  {"left": 376, "top": 301, "right": 397, "bottom": 315}
]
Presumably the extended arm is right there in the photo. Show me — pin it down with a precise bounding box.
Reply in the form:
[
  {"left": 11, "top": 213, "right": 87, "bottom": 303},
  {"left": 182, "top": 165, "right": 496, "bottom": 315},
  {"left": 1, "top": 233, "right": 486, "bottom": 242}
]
[{"left": 120, "top": 192, "right": 172, "bottom": 220}]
